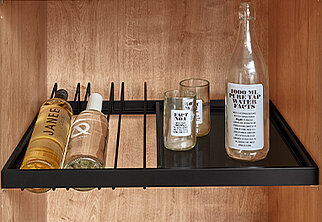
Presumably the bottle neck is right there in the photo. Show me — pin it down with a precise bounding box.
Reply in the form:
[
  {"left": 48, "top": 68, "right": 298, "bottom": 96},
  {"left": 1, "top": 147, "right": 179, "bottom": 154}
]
[
  {"left": 54, "top": 89, "right": 68, "bottom": 101},
  {"left": 237, "top": 19, "right": 257, "bottom": 53}
]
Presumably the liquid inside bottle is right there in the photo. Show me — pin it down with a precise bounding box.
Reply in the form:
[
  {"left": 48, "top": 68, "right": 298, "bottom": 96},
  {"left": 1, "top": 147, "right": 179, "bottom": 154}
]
[
  {"left": 64, "top": 93, "right": 108, "bottom": 191},
  {"left": 225, "top": 2, "right": 269, "bottom": 161},
  {"left": 20, "top": 89, "right": 73, "bottom": 193}
]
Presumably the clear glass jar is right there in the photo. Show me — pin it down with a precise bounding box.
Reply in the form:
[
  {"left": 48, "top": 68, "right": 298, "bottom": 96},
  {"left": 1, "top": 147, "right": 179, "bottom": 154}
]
[
  {"left": 180, "top": 78, "right": 210, "bottom": 137},
  {"left": 164, "top": 90, "right": 196, "bottom": 151}
]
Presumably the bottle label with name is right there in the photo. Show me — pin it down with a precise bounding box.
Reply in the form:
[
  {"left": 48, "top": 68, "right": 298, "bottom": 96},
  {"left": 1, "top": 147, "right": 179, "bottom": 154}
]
[
  {"left": 171, "top": 110, "right": 191, "bottom": 136},
  {"left": 31, "top": 105, "right": 71, "bottom": 152},
  {"left": 227, "top": 83, "right": 264, "bottom": 150}
]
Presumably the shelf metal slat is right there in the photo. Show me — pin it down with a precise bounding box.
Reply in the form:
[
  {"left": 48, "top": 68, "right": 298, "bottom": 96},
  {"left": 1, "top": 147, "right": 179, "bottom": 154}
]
[
  {"left": 156, "top": 102, "right": 163, "bottom": 168},
  {"left": 73, "top": 83, "right": 81, "bottom": 113},
  {"left": 81, "top": 82, "right": 91, "bottom": 111},
  {"left": 143, "top": 82, "right": 147, "bottom": 169},
  {"left": 114, "top": 82, "right": 124, "bottom": 169},
  {"left": 50, "top": 83, "right": 58, "bottom": 99},
  {"left": 107, "top": 82, "right": 114, "bottom": 122},
  {"left": 2, "top": 167, "right": 317, "bottom": 189}
]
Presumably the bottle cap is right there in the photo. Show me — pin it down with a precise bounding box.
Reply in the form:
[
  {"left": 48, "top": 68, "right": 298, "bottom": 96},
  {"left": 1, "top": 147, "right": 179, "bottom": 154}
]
[
  {"left": 55, "top": 89, "right": 68, "bottom": 101},
  {"left": 86, "top": 93, "right": 103, "bottom": 112}
]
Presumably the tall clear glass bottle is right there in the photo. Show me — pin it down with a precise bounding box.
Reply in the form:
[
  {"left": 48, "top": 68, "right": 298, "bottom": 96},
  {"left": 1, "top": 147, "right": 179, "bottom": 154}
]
[
  {"left": 225, "top": 2, "right": 269, "bottom": 161},
  {"left": 20, "top": 89, "right": 72, "bottom": 193}
]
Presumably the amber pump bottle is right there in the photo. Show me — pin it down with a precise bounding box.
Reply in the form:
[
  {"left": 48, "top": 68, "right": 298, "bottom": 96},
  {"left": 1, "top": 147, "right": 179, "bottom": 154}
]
[{"left": 20, "top": 89, "right": 73, "bottom": 193}]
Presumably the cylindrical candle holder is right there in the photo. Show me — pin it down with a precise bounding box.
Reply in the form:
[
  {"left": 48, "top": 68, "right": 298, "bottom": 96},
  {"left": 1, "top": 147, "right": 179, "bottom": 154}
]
[
  {"left": 180, "top": 78, "right": 210, "bottom": 137},
  {"left": 163, "top": 90, "right": 196, "bottom": 151}
]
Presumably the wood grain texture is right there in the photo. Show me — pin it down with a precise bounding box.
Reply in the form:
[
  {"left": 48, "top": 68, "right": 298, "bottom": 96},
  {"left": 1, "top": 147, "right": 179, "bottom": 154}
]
[
  {"left": 44, "top": 1, "right": 269, "bottom": 221},
  {"left": 48, "top": 187, "right": 267, "bottom": 222},
  {"left": 0, "top": 1, "right": 47, "bottom": 222},
  {"left": 48, "top": 117, "right": 268, "bottom": 222},
  {"left": 44, "top": 0, "right": 268, "bottom": 221},
  {"left": 268, "top": 0, "right": 322, "bottom": 221},
  {"left": 46, "top": 0, "right": 267, "bottom": 100},
  {"left": 1, "top": 0, "right": 319, "bottom": 220}
]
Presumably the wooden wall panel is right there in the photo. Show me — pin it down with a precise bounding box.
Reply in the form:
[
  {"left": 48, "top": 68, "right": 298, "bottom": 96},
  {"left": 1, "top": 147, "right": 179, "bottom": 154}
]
[
  {"left": 46, "top": 0, "right": 267, "bottom": 100},
  {"left": 46, "top": 1, "right": 269, "bottom": 221},
  {"left": 47, "top": 116, "right": 268, "bottom": 222},
  {"left": 1, "top": 0, "right": 319, "bottom": 221},
  {"left": 268, "top": 0, "right": 322, "bottom": 221},
  {"left": 0, "top": 1, "right": 47, "bottom": 222},
  {"left": 48, "top": 186, "right": 267, "bottom": 222}
]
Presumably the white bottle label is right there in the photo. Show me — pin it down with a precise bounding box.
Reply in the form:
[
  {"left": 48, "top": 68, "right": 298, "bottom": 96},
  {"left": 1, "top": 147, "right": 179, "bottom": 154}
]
[
  {"left": 182, "top": 98, "right": 194, "bottom": 121},
  {"left": 183, "top": 98, "right": 194, "bottom": 110},
  {"left": 196, "top": 100, "right": 203, "bottom": 124},
  {"left": 227, "top": 83, "right": 264, "bottom": 151},
  {"left": 171, "top": 110, "right": 191, "bottom": 136}
]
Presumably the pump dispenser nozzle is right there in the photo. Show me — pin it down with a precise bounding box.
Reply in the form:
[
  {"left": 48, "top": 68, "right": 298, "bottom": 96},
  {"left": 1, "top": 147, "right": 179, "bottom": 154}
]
[{"left": 86, "top": 93, "right": 103, "bottom": 112}]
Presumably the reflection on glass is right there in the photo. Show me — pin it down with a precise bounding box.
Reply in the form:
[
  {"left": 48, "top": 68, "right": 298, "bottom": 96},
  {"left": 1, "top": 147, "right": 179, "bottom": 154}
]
[{"left": 164, "top": 146, "right": 197, "bottom": 168}]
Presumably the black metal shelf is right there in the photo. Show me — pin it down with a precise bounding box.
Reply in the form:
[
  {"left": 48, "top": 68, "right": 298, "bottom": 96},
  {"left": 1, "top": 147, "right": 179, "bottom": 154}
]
[{"left": 1, "top": 83, "right": 318, "bottom": 190}]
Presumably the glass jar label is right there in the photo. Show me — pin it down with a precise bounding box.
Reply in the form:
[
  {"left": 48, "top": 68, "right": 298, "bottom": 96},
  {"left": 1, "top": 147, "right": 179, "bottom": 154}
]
[
  {"left": 227, "top": 83, "right": 264, "bottom": 150},
  {"left": 183, "top": 98, "right": 195, "bottom": 121},
  {"left": 183, "top": 98, "right": 193, "bottom": 110},
  {"left": 171, "top": 110, "right": 191, "bottom": 136},
  {"left": 196, "top": 100, "right": 203, "bottom": 124}
]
